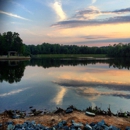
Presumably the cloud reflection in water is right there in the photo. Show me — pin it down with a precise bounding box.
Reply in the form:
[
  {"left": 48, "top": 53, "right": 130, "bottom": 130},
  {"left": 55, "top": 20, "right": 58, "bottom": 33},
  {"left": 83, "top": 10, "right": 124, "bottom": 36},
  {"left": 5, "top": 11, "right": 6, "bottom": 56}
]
[
  {"left": 75, "top": 87, "right": 130, "bottom": 100},
  {"left": 0, "top": 88, "right": 29, "bottom": 97},
  {"left": 53, "top": 79, "right": 130, "bottom": 99},
  {"left": 51, "top": 87, "right": 67, "bottom": 105}
]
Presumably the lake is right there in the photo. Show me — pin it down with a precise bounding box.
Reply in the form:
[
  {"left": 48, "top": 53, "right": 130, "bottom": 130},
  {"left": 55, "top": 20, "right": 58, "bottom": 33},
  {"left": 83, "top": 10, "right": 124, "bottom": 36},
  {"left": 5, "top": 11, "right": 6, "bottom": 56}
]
[{"left": 0, "top": 58, "right": 130, "bottom": 113}]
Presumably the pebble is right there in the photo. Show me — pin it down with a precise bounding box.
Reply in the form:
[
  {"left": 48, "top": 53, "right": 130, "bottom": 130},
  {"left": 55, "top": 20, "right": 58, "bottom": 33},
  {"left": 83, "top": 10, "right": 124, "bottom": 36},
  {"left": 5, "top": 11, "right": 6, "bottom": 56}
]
[
  {"left": 0, "top": 123, "right": 2, "bottom": 127},
  {"left": 126, "top": 127, "right": 130, "bottom": 130},
  {"left": 84, "top": 124, "right": 92, "bottom": 130},
  {"left": 1, "top": 119, "right": 129, "bottom": 130}
]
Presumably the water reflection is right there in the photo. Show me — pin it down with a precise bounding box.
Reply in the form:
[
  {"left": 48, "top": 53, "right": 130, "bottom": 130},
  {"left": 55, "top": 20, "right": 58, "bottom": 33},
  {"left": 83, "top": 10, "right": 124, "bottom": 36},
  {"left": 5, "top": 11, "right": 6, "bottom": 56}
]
[
  {"left": 0, "top": 58, "right": 130, "bottom": 84},
  {"left": 53, "top": 79, "right": 130, "bottom": 91},
  {"left": 0, "top": 58, "right": 130, "bottom": 113},
  {"left": 75, "top": 87, "right": 130, "bottom": 99},
  {"left": 28, "top": 58, "right": 130, "bottom": 70},
  {"left": 0, "top": 61, "right": 28, "bottom": 83},
  {"left": 51, "top": 87, "right": 67, "bottom": 105},
  {"left": 0, "top": 88, "right": 29, "bottom": 97}
]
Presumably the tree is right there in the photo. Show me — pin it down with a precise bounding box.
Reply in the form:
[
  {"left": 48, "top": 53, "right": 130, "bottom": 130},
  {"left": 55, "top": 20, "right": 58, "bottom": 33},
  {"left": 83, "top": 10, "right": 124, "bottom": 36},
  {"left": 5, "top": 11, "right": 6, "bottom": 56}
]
[{"left": 0, "top": 31, "right": 24, "bottom": 55}]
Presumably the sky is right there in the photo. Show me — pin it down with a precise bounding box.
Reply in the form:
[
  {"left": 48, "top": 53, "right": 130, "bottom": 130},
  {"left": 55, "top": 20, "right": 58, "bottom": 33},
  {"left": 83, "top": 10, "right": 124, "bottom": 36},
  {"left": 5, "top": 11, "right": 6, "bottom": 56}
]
[{"left": 0, "top": 0, "right": 130, "bottom": 46}]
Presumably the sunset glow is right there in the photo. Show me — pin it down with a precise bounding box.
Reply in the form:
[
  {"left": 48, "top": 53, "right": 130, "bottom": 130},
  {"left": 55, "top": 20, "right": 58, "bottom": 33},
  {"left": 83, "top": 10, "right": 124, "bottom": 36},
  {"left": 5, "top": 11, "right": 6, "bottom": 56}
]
[{"left": 0, "top": 0, "right": 130, "bottom": 46}]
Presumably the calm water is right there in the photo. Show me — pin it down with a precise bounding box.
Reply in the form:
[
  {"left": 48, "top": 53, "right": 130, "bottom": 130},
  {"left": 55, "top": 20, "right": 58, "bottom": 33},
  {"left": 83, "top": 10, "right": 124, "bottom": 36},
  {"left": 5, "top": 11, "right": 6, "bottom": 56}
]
[{"left": 0, "top": 58, "right": 130, "bottom": 113}]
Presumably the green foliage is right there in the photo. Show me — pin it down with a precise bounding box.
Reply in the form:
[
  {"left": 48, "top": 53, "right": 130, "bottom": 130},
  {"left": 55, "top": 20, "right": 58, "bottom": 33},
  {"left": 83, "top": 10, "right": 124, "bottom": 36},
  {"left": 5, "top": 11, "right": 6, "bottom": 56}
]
[
  {"left": 0, "top": 31, "right": 24, "bottom": 55},
  {"left": 0, "top": 31, "right": 130, "bottom": 57},
  {"left": 26, "top": 42, "right": 130, "bottom": 57},
  {"left": 107, "top": 43, "right": 130, "bottom": 57},
  {"left": 26, "top": 43, "right": 108, "bottom": 55}
]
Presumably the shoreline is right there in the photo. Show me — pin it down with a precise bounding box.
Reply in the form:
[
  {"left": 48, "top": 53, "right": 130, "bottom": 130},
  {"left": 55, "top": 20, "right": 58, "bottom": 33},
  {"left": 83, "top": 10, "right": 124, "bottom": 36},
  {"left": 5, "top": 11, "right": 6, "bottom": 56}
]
[
  {"left": 0, "top": 106, "right": 130, "bottom": 129},
  {"left": 0, "top": 111, "right": 130, "bottom": 130},
  {"left": 0, "top": 56, "right": 30, "bottom": 60}
]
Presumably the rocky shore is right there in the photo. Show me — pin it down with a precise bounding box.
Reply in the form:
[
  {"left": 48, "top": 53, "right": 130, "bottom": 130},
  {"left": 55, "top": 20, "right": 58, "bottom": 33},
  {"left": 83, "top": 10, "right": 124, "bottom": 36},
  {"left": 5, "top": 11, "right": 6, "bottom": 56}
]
[{"left": 0, "top": 106, "right": 130, "bottom": 130}]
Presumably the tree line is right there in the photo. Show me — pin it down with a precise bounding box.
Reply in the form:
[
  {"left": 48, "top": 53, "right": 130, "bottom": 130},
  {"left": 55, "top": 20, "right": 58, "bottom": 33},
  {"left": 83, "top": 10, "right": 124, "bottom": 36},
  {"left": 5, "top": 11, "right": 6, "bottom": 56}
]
[
  {"left": 0, "top": 31, "right": 130, "bottom": 57},
  {"left": 24, "top": 43, "right": 108, "bottom": 55}
]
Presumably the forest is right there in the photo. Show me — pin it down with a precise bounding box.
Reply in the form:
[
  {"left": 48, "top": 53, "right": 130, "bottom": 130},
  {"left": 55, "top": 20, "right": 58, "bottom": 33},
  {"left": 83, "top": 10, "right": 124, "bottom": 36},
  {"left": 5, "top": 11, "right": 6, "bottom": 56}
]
[{"left": 0, "top": 31, "right": 130, "bottom": 57}]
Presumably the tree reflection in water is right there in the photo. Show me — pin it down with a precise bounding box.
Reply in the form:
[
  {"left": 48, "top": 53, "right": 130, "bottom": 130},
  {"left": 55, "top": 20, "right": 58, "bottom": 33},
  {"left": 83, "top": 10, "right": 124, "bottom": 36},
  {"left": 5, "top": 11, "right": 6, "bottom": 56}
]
[
  {"left": 0, "top": 58, "right": 129, "bottom": 84},
  {"left": 0, "top": 61, "right": 27, "bottom": 83},
  {"left": 28, "top": 58, "right": 130, "bottom": 70}
]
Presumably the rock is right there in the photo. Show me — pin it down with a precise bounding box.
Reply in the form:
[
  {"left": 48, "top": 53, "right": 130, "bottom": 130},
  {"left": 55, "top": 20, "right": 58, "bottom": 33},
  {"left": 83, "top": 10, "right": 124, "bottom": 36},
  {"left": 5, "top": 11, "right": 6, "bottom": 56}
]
[
  {"left": 108, "top": 125, "right": 120, "bottom": 130},
  {"left": 7, "top": 121, "right": 13, "bottom": 125},
  {"left": 93, "top": 124, "right": 103, "bottom": 130},
  {"left": 85, "top": 111, "right": 95, "bottom": 117},
  {"left": 22, "top": 122, "right": 27, "bottom": 128},
  {"left": 89, "top": 122, "right": 96, "bottom": 127},
  {"left": 92, "top": 120, "right": 109, "bottom": 130},
  {"left": 7, "top": 124, "right": 15, "bottom": 130},
  {"left": 70, "top": 121, "right": 83, "bottom": 130},
  {"left": 66, "top": 108, "right": 73, "bottom": 113},
  {"left": 12, "top": 121, "right": 46, "bottom": 130},
  {"left": 62, "top": 120, "right": 67, "bottom": 125},
  {"left": 28, "top": 113, "right": 34, "bottom": 116},
  {"left": 0, "top": 123, "right": 2, "bottom": 127},
  {"left": 70, "top": 126, "right": 77, "bottom": 130},
  {"left": 12, "top": 114, "right": 20, "bottom": 119},
  {"left": 126, "top": 127, "right": 130, "bottom": 130},
  {"left": 63, "top": 126, "right": 70, "bottom": 130},
  {"left": 54, "top": 107, "right": 65, "bottom": 114},
  {"left": 84, "top": 124, "right": 92, "bottom": 130},
  {"left": 97, "top": 120, "right": 105, "bottom": 126},
  {"left": 58, "top": 122, "right": 63, "bottom": 128},
  {"left": 72, "top": 122, "right": 83, "bottom": 128},
  {"left": 71, "top": 120, "right": 75, "bottom": 123},
  {"left": 31, "top": 120, "right": 35, "bottom": 125},
  {"left": 5, "top": 119, "right": 127, "bottom": 130}
]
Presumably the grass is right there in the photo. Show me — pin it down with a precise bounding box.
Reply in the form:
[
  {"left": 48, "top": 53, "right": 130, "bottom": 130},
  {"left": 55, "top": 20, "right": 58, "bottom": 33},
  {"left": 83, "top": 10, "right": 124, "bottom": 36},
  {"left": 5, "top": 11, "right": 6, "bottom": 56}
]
[{"left": 32, "top": 54, "right": 107, "bottom": 58}]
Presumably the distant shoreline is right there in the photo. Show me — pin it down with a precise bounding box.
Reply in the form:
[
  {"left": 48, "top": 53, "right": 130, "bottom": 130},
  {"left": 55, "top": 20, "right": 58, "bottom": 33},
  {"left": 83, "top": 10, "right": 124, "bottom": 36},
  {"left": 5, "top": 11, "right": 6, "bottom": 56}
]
[{"left": 31, "top": 54, "right": 107, "bottom": 58}]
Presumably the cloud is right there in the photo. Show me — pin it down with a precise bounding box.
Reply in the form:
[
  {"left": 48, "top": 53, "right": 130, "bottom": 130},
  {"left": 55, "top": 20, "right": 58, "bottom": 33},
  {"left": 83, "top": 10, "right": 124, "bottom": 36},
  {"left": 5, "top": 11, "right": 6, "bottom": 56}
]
[
  {"left": 51, "top": 6, "right": 130, "bottom": 28},
  {"left": 51, "top": 15, "right": 130, "bottom": 28},
  {"left": 11, "top": 1, "right": 33, "bottom": 15},
  {"left": 92, "top": 0, "right": 97, "bottom": 4},
  {"left": 0, "top": 10, "right": 31, "bottom": 21},
  {"left": 73, "top": 7, "right": 130, "bottom": 21},
  {"left": 51, "top": 87, "right": 67, "bottom": 105},
  {"left": 81, "top": 35, "right": 108, "bottom": 40},
  {"left": 51, "top": 0, "right": 66, "bottom": 21},
  {"left": 73, "top": 37, "right": 130, "bottom": 45},
  {"left": 72, "top": 6, "right": 101, "bottom": 20},
  {"left": 103, "top": 7, "right": 130, "bottom": 14}
]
